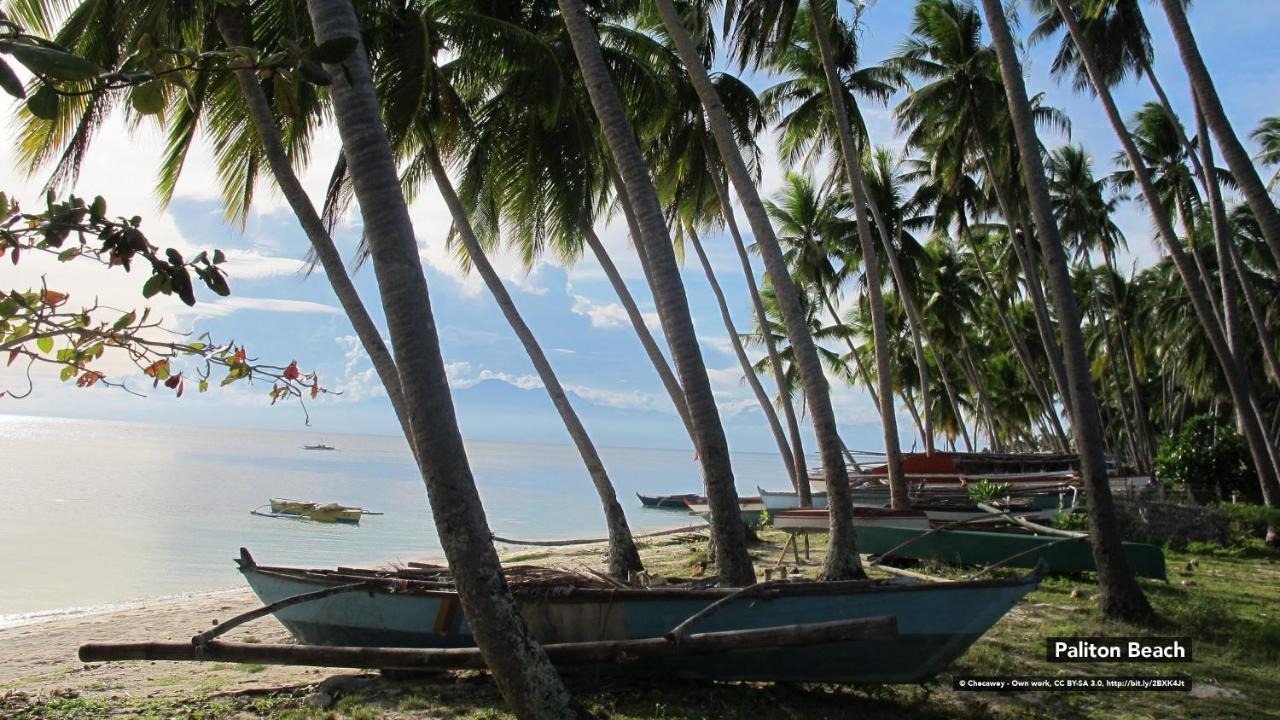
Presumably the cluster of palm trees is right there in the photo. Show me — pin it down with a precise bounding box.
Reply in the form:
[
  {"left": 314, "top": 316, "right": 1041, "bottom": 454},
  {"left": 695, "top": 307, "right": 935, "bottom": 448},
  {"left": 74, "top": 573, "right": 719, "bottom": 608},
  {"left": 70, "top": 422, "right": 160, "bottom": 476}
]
[{"left": 10, "top": 0, "right": 1280, "bottom": 714}]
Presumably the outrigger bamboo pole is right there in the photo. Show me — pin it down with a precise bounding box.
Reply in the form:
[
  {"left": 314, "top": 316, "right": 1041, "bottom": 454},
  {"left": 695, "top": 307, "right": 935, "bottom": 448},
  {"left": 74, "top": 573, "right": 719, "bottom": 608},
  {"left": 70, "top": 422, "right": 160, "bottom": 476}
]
[{"left": 80, "top": 616, "right": 897, "bottom": 670}]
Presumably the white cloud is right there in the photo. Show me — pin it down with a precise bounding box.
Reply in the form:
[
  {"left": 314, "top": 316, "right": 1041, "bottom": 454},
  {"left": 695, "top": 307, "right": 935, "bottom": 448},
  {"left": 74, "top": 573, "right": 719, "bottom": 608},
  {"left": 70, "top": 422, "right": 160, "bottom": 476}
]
[
  {"left": 183, "top": 297, "right": 341, "bottom": 320},
  {"left": 330, "top": 335, "right": 386, "bottom": 402},
  {"left": 570, "top": 293, "right": 630, "bottom": 328}
]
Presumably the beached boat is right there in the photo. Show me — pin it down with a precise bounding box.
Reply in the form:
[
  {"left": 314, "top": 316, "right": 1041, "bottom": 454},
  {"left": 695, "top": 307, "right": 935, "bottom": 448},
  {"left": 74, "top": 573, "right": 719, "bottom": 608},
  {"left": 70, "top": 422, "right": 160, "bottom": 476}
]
[
  {"left": 268, "top": 499, "right": 364, "bottom": 524},
  {"left": 759, "top": 487, "right": 1073, "bottom": 523},
  {"left": 684, "top": 497, "right": 767, "bottom": 526},
  {"left": 637, "top": 493, "right": 701, "bottom": 509},
  {"left": 235, "top": 549, "right": 1041, "bottom": 683},
  {"left": 773, "top": 508, "right": 931, "bottom": 531},
  {"left": 855, "top": 525, "right": 1167, "bottom": 580}
]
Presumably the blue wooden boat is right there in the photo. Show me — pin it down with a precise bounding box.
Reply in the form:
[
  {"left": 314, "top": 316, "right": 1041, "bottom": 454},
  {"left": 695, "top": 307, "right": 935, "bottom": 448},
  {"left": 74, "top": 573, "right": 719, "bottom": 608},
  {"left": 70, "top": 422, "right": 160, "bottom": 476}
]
[
  {"left": 637, "top": 492, "right": 700, "bottom": 509},
  {"left": 236, "top": 549, "right": 1041, "bottom": 683}
]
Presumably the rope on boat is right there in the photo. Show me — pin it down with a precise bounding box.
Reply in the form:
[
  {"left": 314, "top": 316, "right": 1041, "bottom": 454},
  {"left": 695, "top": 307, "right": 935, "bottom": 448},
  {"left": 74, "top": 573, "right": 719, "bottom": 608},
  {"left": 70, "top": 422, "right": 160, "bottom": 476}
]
[{"left": 491, "top": 524, "right": 708, "bottom": 547}]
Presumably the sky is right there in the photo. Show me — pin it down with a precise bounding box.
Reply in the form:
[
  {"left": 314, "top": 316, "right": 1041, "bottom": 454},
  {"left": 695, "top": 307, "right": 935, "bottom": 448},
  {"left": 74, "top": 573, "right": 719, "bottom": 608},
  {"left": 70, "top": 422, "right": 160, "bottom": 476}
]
[{"left": 1, "top": 0, "right": 1277, "bottom": 456}]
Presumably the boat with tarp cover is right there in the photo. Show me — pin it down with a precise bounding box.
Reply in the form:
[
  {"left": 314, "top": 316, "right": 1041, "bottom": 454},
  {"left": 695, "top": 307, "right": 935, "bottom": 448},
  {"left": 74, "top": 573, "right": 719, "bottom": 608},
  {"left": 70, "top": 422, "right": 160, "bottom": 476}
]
[{"left": 235, "top": 548, "right": 1042, "bottom": 683}]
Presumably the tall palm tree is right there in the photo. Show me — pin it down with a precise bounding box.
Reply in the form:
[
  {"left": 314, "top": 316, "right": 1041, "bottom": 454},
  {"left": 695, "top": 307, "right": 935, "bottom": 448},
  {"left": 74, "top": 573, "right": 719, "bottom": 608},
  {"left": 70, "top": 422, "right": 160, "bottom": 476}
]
[
  {"left": 978, "top": 0, "right": 1153, "bottom": 621},
  {"left": 1049, "top": 0, "right": 1280, "bottom": 546},
  {"left": 648, "top": 0, "right": 869, "bottom": 576},
  {"left": 556, "top": 0, "right": 757, "bottom": 585},
  {"left": 1157, "top": 0, "right": 1280, "bottom": 272},
  {"left": 889, "top": 0, "right": 1077, "bottom": 439},
  {"left": 305, "top": 0, "right": 577, "bottom": 712}
]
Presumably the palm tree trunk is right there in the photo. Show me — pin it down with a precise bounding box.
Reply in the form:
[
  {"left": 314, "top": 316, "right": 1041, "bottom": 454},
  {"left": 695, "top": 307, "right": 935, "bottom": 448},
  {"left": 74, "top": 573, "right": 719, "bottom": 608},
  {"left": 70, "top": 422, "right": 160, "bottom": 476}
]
[
  {"left": 803, "top": 0, "right": 907, "bottom": 512},
  {"left": 1056, "top": 0, "right": 1280, "bottom": 535},
  {"left": 709, "top": 164, "right": 811, "bottom": 503},
  {"left": 558, "top": 0, "right": 756, "bottom": 584},
  {"left": 1084, "top": 257, "right": 1142, "bottom": 470},
  {"left": 426, "top": 148, "right": 643, "bottom": 578},
  {"left": 215, "top": 7, "right": 413, "bottom": 453},
  {"left": 959, "top": 219, "right": 1070, "bottom": 449},
  {"left": 974, "top": 141, "right": 1077, "bottom": 429},
  {"left": 1101, "top": 246, "right": 1157, "bottom": 471},
  {"left": 935, "top": 351, "right": 976, "bottom": 452},
  {"left": 1159, "top": 0, "right": 1280, "bottom": 271},
  {"left": 822, "top": 294, "right": 881, "bottom": 411},
  {"left": 304, "top": 0, "right": 579, "bottom": 713},
  {"left": 958, "top": 339, "right": 1000, "bottom": 451},
  {"left": 650, "top": 0, "right": 865, "bottom": 578},
  {"left": 687, "top": 225, "right": 800, "bottom": 488},
  {"left": 985, "top": 0, "right": 1153, "bottom": 621},
  {"left": 581, "top": 226, "right": 696, "bottom": 439}
]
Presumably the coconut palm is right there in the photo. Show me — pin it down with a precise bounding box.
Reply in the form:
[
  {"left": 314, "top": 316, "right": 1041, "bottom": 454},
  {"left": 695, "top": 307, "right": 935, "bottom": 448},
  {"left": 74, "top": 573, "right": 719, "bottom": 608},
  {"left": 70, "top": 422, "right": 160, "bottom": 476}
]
[
  {"left": 556, "top": 0, "right": 757, "bottom": 585},
  {"left": 977, "top": 0, "right": 1153, "bottom": 621},
  {"left": 647, "top": 0, "right": 870, "bottom": 576},
  {"left": 1048, "top": 0, "right": 1280, "bottom": 547},
  {"left": 1254, "top": 117, "right": 1280, "bottom": 190},
  {"left": 305, "top": 0, "right": 577, "bottom": 711}
]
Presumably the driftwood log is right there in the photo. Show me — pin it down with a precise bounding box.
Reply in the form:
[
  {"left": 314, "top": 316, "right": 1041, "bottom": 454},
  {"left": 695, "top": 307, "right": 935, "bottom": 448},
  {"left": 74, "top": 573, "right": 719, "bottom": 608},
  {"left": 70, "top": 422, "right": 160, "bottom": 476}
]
[{"left": 81, "top": 616, "right": 896, "bottom": 670}]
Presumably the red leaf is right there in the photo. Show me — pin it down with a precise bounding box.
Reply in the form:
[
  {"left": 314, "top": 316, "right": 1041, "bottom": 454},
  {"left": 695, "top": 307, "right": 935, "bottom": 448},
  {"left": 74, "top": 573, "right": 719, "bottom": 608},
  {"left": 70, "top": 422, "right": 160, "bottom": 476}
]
[
  {"left": 176, "top": 379, "right": 184, "bottom": 398},
  {"left": 231, "top": 347, "right": 247, "bottom": 365},
  {"left": 6, "top": 349, "right": 18, "bottom": 366},
  {"left": 143, "top": 359, "right": 169, "bottom": 378},
  {"left": 310, "top": 384, "right": 319, "bottom": 400},
  {"left": 164, "top": 373, "right": 181, "bottom": 389},
  {"left": 42, "top": 290, "right": 68, "bottom": 305},
  {"left": 283, "top": 360, "right": 300, "bottom": 381}
]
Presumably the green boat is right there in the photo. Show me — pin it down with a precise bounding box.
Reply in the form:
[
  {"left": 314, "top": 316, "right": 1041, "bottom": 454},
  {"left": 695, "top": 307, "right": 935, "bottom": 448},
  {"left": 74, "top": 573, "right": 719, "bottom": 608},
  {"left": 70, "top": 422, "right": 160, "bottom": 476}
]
[
  {"left": 856, "top": 525, "right": 1166, "bottom": 580},
  {"left": 236, "top": 548, "right": 1041, "bottom": 683}
]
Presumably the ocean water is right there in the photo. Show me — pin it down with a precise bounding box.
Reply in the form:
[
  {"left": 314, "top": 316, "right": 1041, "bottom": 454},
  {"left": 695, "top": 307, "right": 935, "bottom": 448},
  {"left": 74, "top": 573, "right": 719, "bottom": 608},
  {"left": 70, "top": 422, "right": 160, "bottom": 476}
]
[{"left": 0, "top": 415, "right": 791, "bottom": 624}]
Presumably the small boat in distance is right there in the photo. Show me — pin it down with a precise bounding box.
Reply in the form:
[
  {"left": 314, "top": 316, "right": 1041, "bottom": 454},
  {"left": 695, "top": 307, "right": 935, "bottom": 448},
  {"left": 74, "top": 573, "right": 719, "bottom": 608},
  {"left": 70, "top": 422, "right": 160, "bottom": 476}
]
[
  {"left": 267, "top": 498, "right": 366, "bottom": 524},
  {"left": 302, "top": 441, "right": 336, "bottom": 451},
  {"left": 637, "top": 493, "right": 701, "bottom": 509}
]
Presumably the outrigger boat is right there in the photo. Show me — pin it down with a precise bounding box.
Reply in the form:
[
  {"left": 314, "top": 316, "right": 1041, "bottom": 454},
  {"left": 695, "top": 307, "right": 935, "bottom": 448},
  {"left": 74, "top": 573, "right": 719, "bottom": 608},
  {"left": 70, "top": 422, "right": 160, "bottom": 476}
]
[
  {"left": 684, "top": 497, "right": 767, "bottom": 526},
  {"left": 268, "top": 498, "right": 365, "bottom": 524},
  {"left": 303, "top": 441, "right": 336, "bottom": 451},
  {"left": 773, "top": 508, "right": 931, "bottom": 531},
  {"left": 637, "top": 492, "right": 701, "bottom": 509},
  {"left": 229, "top": 548, "right": 1043, "bottom": 683},
  {"left": 758, "top": 487, "right": 1074, "bottom": 524}
]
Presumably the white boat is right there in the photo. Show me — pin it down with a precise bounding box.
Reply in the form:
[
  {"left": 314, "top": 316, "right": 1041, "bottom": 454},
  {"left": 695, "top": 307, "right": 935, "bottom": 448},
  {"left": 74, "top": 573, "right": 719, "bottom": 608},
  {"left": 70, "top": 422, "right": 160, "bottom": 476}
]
[{"left": 773, "top": 508, "right": 931, "bottom": 531}]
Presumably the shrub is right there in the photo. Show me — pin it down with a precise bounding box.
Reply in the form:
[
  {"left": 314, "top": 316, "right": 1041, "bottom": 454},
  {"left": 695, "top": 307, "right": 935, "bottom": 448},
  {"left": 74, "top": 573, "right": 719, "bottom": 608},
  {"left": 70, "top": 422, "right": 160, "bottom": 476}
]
[{"left": 1154, "top": 414, "right": 1258, "bottom": 504}]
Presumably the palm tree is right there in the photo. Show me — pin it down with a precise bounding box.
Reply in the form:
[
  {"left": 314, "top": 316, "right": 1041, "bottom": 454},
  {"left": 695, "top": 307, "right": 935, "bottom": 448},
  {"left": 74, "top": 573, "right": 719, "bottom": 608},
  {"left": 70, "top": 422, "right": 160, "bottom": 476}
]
[
  {"left": 889, "top": 0, "right": 1078, "bottom": 439},
  {"left": 1049, "top": 0, "right": 1280, "bottom": 546},
  {"left": 1047, "top": 145, "right": 1152, "bottom": 469},
  {"left": 1157, "top": 0, "right": 1280, "bottom": 272},
  {"left": 1253, "top": 117, "right": 1280, "bottom": 189},
  {"left": 977, "top": 0, "right": 1153, "bottom": 621},
  {"left": 648, "top": 0, "right": 868, "bottom": 576},
  {"left": 305, "top": 0, "right": 576, "bottom": 712},
  {"left": 556, "top": 0, "right": 757, "bottom": 585}
]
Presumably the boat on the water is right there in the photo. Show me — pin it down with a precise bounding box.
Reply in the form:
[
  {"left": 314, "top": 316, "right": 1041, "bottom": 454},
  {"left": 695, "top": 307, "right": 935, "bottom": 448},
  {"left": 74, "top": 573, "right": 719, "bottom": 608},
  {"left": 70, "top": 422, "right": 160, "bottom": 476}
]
[
  {"left": 773, "top": 508, "right": 931, "bottom": 531},
  {"left": 855, "top": 524, "right": 1167, "bottom": 580},
  {"left": 303, "top": 442, "right": 336, "bottom": 451},
  {"left": 236, "top": 548, "right": 1042, "bottom": 683},
  {"left": 637, "top": 492, "right": 701, "bottom": 509},
  {"left": 268, "top": 498, "right": 364, "bottom": 524},
  {"left": 684, "top": 497, "right": 767, "bottom": 526}
]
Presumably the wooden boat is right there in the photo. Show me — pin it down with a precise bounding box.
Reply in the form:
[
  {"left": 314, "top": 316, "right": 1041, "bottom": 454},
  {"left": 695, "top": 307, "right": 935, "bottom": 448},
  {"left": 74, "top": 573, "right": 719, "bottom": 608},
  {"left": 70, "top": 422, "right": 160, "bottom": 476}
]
[
  {"left": 269, "top": 499, "right": 364, "bottom": 524},
  {"left": 684, "top": 497, "right": 767, "bottom": 526},
  {"left": 759, "top": 487, "right": 829, "bottom": 511},
  {"left": 773, "top": 508, "right": 930, "bottom": 531},
  {"left": 855, "top": 525, "right": 1167, "bottom": 580},
  {"left": 760, "top": 487, "right": 1074, "bottom": 523},
  {"left": 235, "top": 549, "right": 1042, "bottom": 683},
  {"left": 637, "top": 493, "right": 701, "bottom": 509}
]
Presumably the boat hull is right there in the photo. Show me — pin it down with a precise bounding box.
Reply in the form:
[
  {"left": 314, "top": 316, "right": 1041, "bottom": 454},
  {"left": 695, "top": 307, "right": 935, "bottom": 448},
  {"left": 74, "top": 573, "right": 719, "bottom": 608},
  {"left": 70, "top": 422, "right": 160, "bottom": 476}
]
[
  {"left": 856, "top": 525, "right": 1166, "bottom": 580},
  {"left": 239, "top": 563, "right": 1037, "bottom": 683},
  {"left": 636, "top": 493, "right": 700, "bottom": 509},
  {"left": 773, "top": 509, "right": 931, "bottom": 531}
]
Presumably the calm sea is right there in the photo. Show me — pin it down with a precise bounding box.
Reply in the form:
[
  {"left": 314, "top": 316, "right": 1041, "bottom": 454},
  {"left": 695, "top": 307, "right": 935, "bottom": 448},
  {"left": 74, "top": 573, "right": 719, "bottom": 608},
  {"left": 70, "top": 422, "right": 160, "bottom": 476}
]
[{"left": 0, "top": 415, "right": 791, "bottom": 625}]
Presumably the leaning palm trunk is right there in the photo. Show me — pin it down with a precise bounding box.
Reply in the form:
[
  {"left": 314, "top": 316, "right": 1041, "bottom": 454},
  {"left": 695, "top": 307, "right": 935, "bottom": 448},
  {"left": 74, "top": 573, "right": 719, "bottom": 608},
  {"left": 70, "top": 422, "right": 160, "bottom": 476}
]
[
  {"left": 215, "top": 8, "right": 413, "bottom": 453},
  {"left": 1102, "top": 245, "right": 1157, "bottom": 469},
  {"left": 558, "top": 0, "right": 756, "bottom": 585},
  {"left": 982, "top": 0, "right": 1153, "bottom": 621},
  {"left": 1159, "top": 0, "right": 1280, "bottom": 271},
  {"left": 650, "top": 0, "right": 863, "bottom": 578},
  {"left": 305, "top": 0, "right": 580, "bottom": 714},
  {"left": 975, "top": 143, "right": 1077, "bottom": 429},
  {"left": 1052, "top": 0, "right": 1280, "bottom": 547},
  {"left": 802, "top": 0, "right": 908, "bottom": 510},
  {"left": 958, "top": 219, "right": 1069, "bottom": 449},
  {"left": 709, "top": 165, "right": 810, "bottom": 502},
  {"left": 687, "top": 225, "right": 800, "bottom": 486},
  {"left": 1084, "top": 258, "right": 1143, "bottom": 470},
  {"left": 425, "top": 148, "right": 643, "bottom": 578},
  {"left": 581, "top": 225, "right": 696, "bottom": 439}
]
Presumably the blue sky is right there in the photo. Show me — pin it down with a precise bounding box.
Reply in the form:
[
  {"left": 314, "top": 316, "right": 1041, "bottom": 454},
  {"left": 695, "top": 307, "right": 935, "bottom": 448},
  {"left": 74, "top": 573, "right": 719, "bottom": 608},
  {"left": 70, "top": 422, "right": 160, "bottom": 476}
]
[{"left": 1, "top": 0, "right": 1277, "bottom": 456}]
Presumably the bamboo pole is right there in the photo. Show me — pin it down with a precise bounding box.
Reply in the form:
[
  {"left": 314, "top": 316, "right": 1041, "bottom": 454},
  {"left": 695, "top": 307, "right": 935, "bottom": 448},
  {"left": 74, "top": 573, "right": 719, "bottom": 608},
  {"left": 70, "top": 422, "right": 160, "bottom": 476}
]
[{"left": 80, "top": 616, "right": 898, "bottom": 669}]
